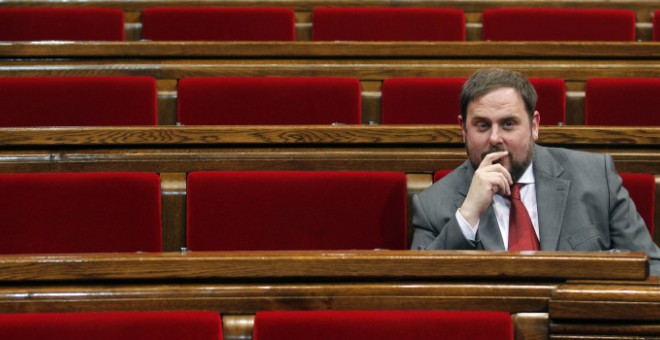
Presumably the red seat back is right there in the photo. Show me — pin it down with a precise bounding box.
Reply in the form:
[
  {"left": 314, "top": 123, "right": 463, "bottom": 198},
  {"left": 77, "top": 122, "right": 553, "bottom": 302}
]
[
  {"left": 0, "top": 76, "right": 157, "bottom": 127},
  {"left": 178, "top": 77, "right": 361, "bottom": 125},
  {"left": 433, "top": 169, "right": 453, "bottom": 182},
  {"left": 142, "top": 7, "right": 295, "bottom": 41},
  {"left": 0, "top": 8, "right": 124, "bottom": 41},
  {"left": 585, "top": 78, "right": 660, "bottom": 126},
  {"left": 0, "top": 311, "right": 222, "bottom": 340},
  {"left": 620, "top": 173, "right": 656, "bottom": 237},
  {"left": 381, "top": 77, "right": 466, "bottom": 124},
  {"left": 0, "top": 172, "right": 162, "bottom": 254},
  {"left": 186, "top": 171, "right": 407, "bottom": 251},
  {"left": 313, "top": 7, "right": 465, "bottom": 41},
  {"left": 483, "top": 8, "right": 636, "bottom": 41},
  {"left": 254, "top": 310, "right": 513, "bottom": 340},
  {"left": 381, "top": 77, "right": 565, "bottom": 125}
]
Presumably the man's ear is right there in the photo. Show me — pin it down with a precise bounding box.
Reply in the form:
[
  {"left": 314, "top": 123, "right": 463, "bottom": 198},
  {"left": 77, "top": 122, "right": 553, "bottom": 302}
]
[
  {"left": 532, "top": 111, "right": 540, "bottom": 141},
  {"left": 458, "top": 114, "right": 466, "bottom": 143}
]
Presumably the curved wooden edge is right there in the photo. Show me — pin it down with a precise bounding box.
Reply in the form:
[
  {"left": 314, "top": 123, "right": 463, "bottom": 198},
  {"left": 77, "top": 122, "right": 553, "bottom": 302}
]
[
  {"left": 0, "top": 126, "right": 657, "bottom": 146},
  {"left": 1, "top": 42, "right": 658, "bottom": 58},
  {"left": 0, "top": 250, "right": 648, "bottom": 281}
]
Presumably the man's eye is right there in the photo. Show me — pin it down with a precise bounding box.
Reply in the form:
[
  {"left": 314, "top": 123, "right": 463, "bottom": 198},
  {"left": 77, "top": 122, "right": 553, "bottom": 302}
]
[
  {"left": 503, "top": 120, "right": 516, "bottom": 128},
  {"left": 476, "top": 122, "right": 489, "bottom": 130}
]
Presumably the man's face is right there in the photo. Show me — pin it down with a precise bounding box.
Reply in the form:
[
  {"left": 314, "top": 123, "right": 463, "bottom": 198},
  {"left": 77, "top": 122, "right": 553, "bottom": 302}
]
[{"left": 458, "top": 87, "right": 540, "bottom": 182}]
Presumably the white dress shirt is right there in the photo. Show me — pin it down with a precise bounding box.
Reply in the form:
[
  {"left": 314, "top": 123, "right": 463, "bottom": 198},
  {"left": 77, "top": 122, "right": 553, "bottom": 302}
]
[{"left": 455, "top": 163, "right": 540, "bottom": 249}]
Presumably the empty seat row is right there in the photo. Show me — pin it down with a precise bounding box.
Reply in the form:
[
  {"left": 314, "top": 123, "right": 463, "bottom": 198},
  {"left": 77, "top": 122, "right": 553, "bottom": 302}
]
[
  {"left": 1, "top": 76, "right": 659, "bottom": 127},
  {"left": 0, "top": 310, "right": 513, "bottom": 340},
  {"left": 0, "top": 7, "right": 657, "bottom": 42},
  {"left": 0, "top": 170, "right": 653, "bottom": 255}
]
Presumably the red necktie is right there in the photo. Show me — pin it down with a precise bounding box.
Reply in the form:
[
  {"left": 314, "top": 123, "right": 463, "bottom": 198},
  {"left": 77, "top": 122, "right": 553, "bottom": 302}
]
[{"left": 508, "top": 184, "right": 540, "bottom": 251}]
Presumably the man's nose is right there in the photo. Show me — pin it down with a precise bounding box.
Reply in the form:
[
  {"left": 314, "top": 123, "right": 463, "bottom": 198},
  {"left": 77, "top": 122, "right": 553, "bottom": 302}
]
[{"left": 488, "top": 126, "right": 504, "bottom": 145}]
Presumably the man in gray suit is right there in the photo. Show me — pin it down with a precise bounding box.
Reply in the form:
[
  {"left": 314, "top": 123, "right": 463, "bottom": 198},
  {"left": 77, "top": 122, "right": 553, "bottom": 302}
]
[{"left": 411, "top": 68, "right": 660, "bottom": 276}]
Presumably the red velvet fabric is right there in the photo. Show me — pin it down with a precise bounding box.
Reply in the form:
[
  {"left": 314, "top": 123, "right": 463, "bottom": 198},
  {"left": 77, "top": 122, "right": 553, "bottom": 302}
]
[
  {"left": 483, "top": 8, "right": 636, "bottom": 41},
  {"left": 585, "top": 78, "right": 660, "bottom": 126},
  {"left": 433, "top": 169, "right": 453, "bottom": 182},
  {"left": 0, "top": 76, "right": 157, "bottom": 127},
  {"left": 254, "top": 311, "right": 513, "bottom": 340},
  {"left": 178, "top": 77, "right": 361, "bottom": 125},
  {"left": 313, "top": 7, "right": 465, "bottom": 41},
  {"left": 620, "top": 173, "right": 656, "bottom": 237},
  {"left": 0, "top": 311, "right": 222, "bottom": 340},
  {"left": 186, "top": 171, "right": 407, "bottom": 251},
  {"left": 381, "top": 77, "right": 466, "bottom": 124},
  {"left": 0, "top": 172, "right": 162, "bottom": 254},
  {"left": 529, "top": 78, "right": 566, "bottom": 126},
  {"left": 0, "top": 8, "right": 124, "bottom": 41},
  {"left": 381, "top": 77, "right": 565, "bottom": 125},
  {"left": 142, "top": 7, "right": 295, "bottom": 41}
]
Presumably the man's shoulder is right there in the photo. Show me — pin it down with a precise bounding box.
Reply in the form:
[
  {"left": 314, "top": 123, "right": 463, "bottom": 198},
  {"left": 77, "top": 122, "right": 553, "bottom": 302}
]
[{"left": 538, "top": 145, "right": 606, "bottom": 165}]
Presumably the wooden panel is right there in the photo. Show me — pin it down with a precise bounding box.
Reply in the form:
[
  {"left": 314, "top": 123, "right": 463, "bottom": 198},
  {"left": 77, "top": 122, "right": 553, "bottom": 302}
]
[
  {"left": 0, "top": 251, "right": 648, "bottom": 281},
  {"left": 0, "top": 282, "right": 554, "bottom": 314},
  {"left": 0, "top": 42, "right": 658, "bottom": 58}
]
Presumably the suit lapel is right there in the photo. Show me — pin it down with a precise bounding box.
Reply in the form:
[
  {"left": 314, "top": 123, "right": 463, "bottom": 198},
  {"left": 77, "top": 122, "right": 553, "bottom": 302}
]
[
  {"left": 461, "top": 161, "right": 506, "bottom": 250},
  {"left": 533, "top": 146, "right": 571, "bottom": 250}
]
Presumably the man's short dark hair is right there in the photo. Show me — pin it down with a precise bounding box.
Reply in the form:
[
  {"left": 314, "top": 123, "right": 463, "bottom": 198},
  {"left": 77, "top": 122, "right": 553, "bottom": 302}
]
[{"left": 459, "top": 68, "right": 538, "bottom": 123}]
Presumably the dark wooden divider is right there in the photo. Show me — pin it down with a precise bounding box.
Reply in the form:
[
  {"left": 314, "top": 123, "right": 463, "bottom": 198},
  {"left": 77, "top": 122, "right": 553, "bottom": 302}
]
[{"left": 0, "top": 250, "right": 655, "bottom": 339}]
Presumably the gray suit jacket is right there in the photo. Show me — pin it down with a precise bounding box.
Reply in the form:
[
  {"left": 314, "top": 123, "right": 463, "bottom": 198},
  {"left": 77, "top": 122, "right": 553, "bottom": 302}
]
[{"left": 411, "top": 145, "right": 660, "bottom": 276}]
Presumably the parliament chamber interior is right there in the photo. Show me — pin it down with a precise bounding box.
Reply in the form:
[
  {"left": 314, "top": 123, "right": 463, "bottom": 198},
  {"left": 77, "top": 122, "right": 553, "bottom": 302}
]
[{"left": 0, "top": 1, "right": 658, "bottom": 339}]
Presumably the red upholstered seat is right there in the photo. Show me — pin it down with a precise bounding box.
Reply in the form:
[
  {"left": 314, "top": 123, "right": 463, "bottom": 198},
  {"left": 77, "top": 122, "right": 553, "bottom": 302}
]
[
  {"left": 312, "top": 7, "right": 465, "bottom": 41},
  {"left": 482, "top": 8, "right": 636, "bottom": 41},
  {"left": 142, "top": 7, "right": 295, "bottom": 41},
  {"left": 381, "top": 77, "right": 466, "bottom": 124},
  {"left": 620, "top": 173, "right": 656, "bottom": 237},
  {"left": 0, "top": 8, "right": 124, "bottom": 41},
  {"left": 253, "top": 310, "right": 513, "bottom": 340},
  {"left": 186, "top": 171, "right": 407, "bottom": 251},
  {"left": 433, "top": 169, "right": 453, "bottom": 182},
  {"left": 178, "top": 77, "right": 361, "bottom": 125},
  {"left": 0, "top": 172, "right": 162, "bottom": 254},
  {"left": 0, "top": 76, "right": 157, "bottom": 127},
  {"left": 0, "top": 311, "right": 222, "bottom": 340},
  {"left": 381, "top": 77, "right": 565, "bottom": 125},
  {"left": 585, "top": 78, "right": 660, "bottom": 126}
]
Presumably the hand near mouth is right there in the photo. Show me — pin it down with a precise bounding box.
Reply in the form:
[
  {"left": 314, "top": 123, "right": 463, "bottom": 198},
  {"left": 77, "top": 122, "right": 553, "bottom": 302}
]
[{"left": 459, "top": 150, "right": 513, "bottom": 228}]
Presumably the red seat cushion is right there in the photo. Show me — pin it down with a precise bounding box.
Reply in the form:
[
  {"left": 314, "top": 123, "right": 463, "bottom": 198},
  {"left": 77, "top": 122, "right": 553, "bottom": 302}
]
[
  {"left": 483, "top": 8, "right": 636, "bottom": 41},
  {"left": 313, "top": 7, "right": 465, "bottom": 41},
  {"left": 381, "top": 77, "right": 565, "bottom": 125},
  {"left": 178, "top": 77, "right": 361, "bottom": 125},
  {"left": 529, "top": 78, "right": 566, "bottom": 126},
  {"left": 0, "top": 172, "right": 162, "bottom": 254},
  {"left": 0, "top": 8, "right": 124, "bottom": 41},
  {"left": 142, "top": 7, "right": 295, "bottom": 41},
  {"left": 585, "top": 78, "right": 660, "bottom": 126},
  {"left": 620, "top": 173, "right": 656, "bottom": 237},
  {"left": 186, "top": 171, "right": 407, "bottom": 251},
  {"left": 0, "top": 76, "right": 157, "bottom": 127},
  {"left": 381, "top": 77, "right": 466, "bottom": 124},
  {"left": 433, "top": 169, "right": 453, "bottom": 182},
  {"left": 0, "top": 311, "right": 222, "bottom": 340},
  {"left": 254, "top": 310, "right": 513, "bottom": 340}
]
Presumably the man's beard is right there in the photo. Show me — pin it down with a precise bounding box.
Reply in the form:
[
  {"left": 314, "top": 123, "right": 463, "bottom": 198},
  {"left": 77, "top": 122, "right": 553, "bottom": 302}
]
[{"left": 468, "top": 143, "right": 535, "bottom": 183}]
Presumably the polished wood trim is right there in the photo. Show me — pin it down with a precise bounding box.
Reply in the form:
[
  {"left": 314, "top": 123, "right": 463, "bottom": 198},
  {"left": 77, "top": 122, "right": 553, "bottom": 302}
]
[
  {"left": 0, "top": 251, "right": 648, "bottom": 281},
  {"left": 0, "top": 282, "right": 555, "bottom": 313},
  {"left": 0, "top": 126, "right": 657, "bottom": 146},
  {"left": 1, "top": 42, "right": 658, "bottom": 58}
]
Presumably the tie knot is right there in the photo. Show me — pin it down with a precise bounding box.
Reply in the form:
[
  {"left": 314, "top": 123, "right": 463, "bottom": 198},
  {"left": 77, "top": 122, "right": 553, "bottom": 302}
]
[{"left": 510, "top": 183, "right": 524, "bottom": 200}]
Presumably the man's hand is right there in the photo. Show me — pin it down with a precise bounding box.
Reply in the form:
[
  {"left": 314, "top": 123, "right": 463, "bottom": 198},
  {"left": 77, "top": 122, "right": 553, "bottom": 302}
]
[{"left": 459, "top": 151, "right": 513, "bottom": 227}]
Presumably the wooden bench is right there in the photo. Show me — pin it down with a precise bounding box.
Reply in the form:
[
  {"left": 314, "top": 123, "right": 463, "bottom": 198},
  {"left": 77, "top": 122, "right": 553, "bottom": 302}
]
[
  {"left": 0, "top": 250, "right": 655, "bottom": 338},
  {"left": 1, "top": 0, "right": 657, "bottom": 41},
  {"left": 0, "top": 48, "right": 658, "bottom": 125},
  {"left": 0, "top": 125, "right": 658, "bottom": 249}
]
